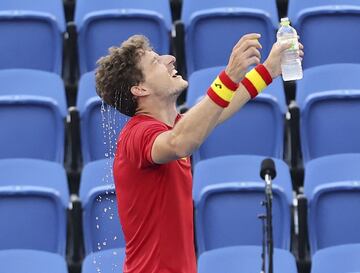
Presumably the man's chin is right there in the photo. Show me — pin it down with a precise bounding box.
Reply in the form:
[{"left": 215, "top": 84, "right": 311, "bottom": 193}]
[
  {"left": 177, "top": 79, "right": 188, "bottom": 93},
  {"left": 170, "top": 80, "right": 188, "bottom": 97}
]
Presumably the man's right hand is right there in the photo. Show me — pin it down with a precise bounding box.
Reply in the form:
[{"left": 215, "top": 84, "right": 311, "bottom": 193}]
[{"left": 225, "top": 33, "right": 262, "bottom": 83}]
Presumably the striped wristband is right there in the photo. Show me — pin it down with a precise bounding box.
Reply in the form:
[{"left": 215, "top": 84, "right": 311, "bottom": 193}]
[
  {"left": 241, "top": 64, "right": 273, "bottom": 99},
  {"left": 207, "top": 70, "right": 239, "bottom": 108}
]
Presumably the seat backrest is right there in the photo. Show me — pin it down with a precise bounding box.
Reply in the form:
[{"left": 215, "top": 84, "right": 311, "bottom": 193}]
[
  {"left": 288, "top": 0, "right": 360, "bottom": 68},
  {"left": 0, "top": 0, "right": 65, "bottom": 73},
  {"left": 311, "top": 244, "right": 360, "bottom": 273},
  {"left": 0, "top": 159, "right": 69, "bottom": 255},
  {"left": 193, "top": 155, "right": 293, "bottom": 254},
  {"left": 75, "top": 0, "right": 172, "bottom": 74},
  {"left": 0, "top": 249, "right": 69, "bottom": 273},
  {"left": 304, "top": 154, "right": 360, "bottom": 254},
  {"left": 80, "top": 159, "right": 125, "bottom": 254},
  {"left": 77, "top": 72, "right": 129, "bottom": 163},
  {"left": 198, "top": 246, "right": 298, "bottom": 273},
  {"left": 187, "top": 67, "right": 286, "bottom": 164},
  {"left": 296, "top": 64, "right": 360, "bottom": 162},
  {"left": 181, "top": 0, "right": 278, "bottom": 75},
  {"left": 0, "top": 69, "right": 66, "bottom": 162}
]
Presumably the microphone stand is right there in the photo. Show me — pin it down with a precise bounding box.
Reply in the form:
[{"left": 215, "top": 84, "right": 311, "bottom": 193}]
[
  {"left": 264, "top": 174, "right": 274, "bottom": 273},
  {"left": 258, "top": 213, "right": 266, "bottom": 273},
  {"left": 259, "top": 158, "right": 276, "bottom": 273}
]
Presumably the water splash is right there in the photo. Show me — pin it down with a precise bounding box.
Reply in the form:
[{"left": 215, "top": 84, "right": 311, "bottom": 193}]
[{"left": 93, "top": 96, "right": 129, "bottom": 273}]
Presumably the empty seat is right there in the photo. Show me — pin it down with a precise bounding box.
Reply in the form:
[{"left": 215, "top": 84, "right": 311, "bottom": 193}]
[
  {"left": 0, "top": 159, "right": 69, "bottom": 255},
  {"left": 0, "top": 249, "right": 68, "bottom": 273},
  {"left": 77, "top": 72, "right": 129, "bottom": 163},
  {"left": 193, "top": 155, "right": 293, "bottom": 255},
  {"left": 181, "top": 0, "right": 278, "bottom": 75},
  {"left": 311, "top": 244, "right": 360, "bottom": 273},
  {"left": 187, "top": 66, "right": 286, "bottom": 165},
  {"left": 0, "top": 69, "right": 66, "bottom": 162},
  {"left": 0, "top": 0, "right": 65, "bottom": 73},
  {"left": 82, "top": 248, "right": 125, "bottom": 273},
  {"left": 296, "top": 64, "right": 360, "bottom": 162},
  {"left": 304, "top": 154, "right": 360, "bottom": 254},
  {"left": 80, "top": 159, "right": 125, "bottom": 254},
  {"left": 198, "top": 246, "right": 298, "bottom": 273},
  {"left": 288, "top": 0, "right": 360, "bottom": 68},
  {"left": 75, "top": 0, "right": 172, "bottom": 74}
]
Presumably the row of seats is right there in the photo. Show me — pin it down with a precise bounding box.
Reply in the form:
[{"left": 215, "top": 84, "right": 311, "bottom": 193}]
[
  {"left": 0, "top": 69, "right": 126, "bottom": 164},
  {"left": 3, "top": 245, "right": 360, "bottom": 273},
  {"left": 2, "top": 63, "right": 359, "bottom": 168},
  {"left": 1, "top": 154, "right": 360, "bottom": 272},
  {"left": 1, "top": 0, "right": 360, "bottom": 77}
]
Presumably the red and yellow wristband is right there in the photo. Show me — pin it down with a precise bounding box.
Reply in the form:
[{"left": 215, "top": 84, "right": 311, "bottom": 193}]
[
  {"left": 207, "top": 70, "right": 239, "bottom": 108},
  {"left": 241, "top": 64, "right": 273, "bottom": 99}
]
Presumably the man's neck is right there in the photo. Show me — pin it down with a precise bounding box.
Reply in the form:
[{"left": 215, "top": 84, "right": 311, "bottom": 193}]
[{"left": 136, "top": 98, "right": 179, "bottom": 127}]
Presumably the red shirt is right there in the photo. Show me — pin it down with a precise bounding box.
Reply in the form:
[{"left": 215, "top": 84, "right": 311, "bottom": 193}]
[{"left": 113, "top": 114, "right": 196, "bottom": 273}]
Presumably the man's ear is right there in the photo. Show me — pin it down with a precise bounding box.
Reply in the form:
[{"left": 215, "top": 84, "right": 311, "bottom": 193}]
[{"left": 130, "top": 85, "right": 150, "bottom": 97}]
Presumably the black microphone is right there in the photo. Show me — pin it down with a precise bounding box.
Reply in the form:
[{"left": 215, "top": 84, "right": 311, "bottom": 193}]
[{"left": 260, "top": 158, "right": 276, "bottom": 180}]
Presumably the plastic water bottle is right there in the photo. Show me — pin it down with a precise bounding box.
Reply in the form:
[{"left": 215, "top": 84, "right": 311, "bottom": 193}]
[{"left": 277, "top": 17, "right": 303, "bottom": 81}]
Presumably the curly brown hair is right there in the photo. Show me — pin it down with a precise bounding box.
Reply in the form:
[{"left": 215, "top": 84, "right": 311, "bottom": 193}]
[{"left": 95, "top": 35, "right": 152, "bottom": 116}]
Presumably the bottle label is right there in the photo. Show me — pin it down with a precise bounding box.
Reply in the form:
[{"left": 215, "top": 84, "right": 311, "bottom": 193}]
[{"left": 282, "top": 38, "right": 299, "bottom": 51}]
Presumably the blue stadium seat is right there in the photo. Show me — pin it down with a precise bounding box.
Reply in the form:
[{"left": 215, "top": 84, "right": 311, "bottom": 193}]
[
  {"left": 80, "top": 159, "right": 125, "bottom": 254},
  {"left": 304, "top": 154, "right": 360, "bottom": 254},
  {"left": 0, "top": 249, "right": 68, "bottom": 273},
  {"left": 0, "top": 69, "right": 67, "bottom": 162},
  {"left": 296, "top": 64, "right": 360, "bottom": 162},
  {"left": 288, "top": 0, "right": 360, "bottom": 68},
  {"left": 181, "top": 0, "right": 278, "bottom": 75},
  {"left": 75, "top": 0, "right": 172, "bottom": 74},
  {"left": 187, "top": 66, "right": 286, "bottom": 165},
  {"left": 193, "top": 155, "right": 293, "bottom": 255},
  {"left": 0, "top": 159, "right": 69, "bottom": 255},
  {"left": 77, "top": 72, "right": 129, "bottom": 163},
  {"left": 198, "top": 246, "right": 298, "bottom": 273},
  {"left": 311, "top": 244, "right": 360, "bottom": 273},
  {"left": 82, "top": 248, "right": 125, "bottom": 273},
  {"left": 0, "top": 0, "right": 65, "bottom": 73}
]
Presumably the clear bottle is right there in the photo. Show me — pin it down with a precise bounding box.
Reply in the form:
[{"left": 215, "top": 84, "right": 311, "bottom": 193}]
[{"left": 277, "top": 17, "right": 303, "bottom": 81}]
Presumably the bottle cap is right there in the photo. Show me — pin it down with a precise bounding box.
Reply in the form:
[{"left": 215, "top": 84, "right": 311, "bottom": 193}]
[{"left": 280, "top": 17, "right": 290, "bottom": 26}]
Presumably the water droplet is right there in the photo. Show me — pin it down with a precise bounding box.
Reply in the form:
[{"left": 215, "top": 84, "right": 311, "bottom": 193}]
[
  {"left": 114, "top": 236, "right": 117, "bottom": 240},
  {"left": 103, "top": 242, "right": 107, "bottom": 246},
  {"left": 104, "top": 208, "right": 107, "bottom": 213},
  {"left": 96, "top": 224, "right": 100, "bottom": 229}
]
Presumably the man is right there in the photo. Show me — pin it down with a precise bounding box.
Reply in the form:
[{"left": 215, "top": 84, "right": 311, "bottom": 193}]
[{"left": 95, "top": 34, "right": 303, "bottom": 273}]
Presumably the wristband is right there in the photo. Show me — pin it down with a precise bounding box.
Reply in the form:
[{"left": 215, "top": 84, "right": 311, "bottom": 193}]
[
  {"left": 241, "top": 64, "right": 273, "bottom": 99},
  {"left": 207, "top": 70, "right": 239, "bottom": 108}
]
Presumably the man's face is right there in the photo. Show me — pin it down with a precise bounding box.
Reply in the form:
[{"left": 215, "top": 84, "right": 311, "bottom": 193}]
[{"left": 138, "top": 50, "right": 188, "bottom": 99}]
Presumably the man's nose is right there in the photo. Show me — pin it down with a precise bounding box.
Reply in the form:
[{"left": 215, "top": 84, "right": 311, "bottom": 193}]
[{"left": 161, "top": 54, "right": 176, "bottom": 65}]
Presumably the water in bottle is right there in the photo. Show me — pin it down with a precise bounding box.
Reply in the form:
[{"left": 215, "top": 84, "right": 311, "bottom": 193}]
[{"left": 277, "top": 17, "right": 303, "bottom": 81}]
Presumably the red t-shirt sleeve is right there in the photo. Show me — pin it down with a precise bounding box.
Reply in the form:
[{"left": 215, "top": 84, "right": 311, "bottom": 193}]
[{"left": 125, "top": 120, "right": 168, "bottom": 168}]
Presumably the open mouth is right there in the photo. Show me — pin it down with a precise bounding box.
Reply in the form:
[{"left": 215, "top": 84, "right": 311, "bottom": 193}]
[{"left": 171, "top": 70, "right": 180, "bottom": 78}]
